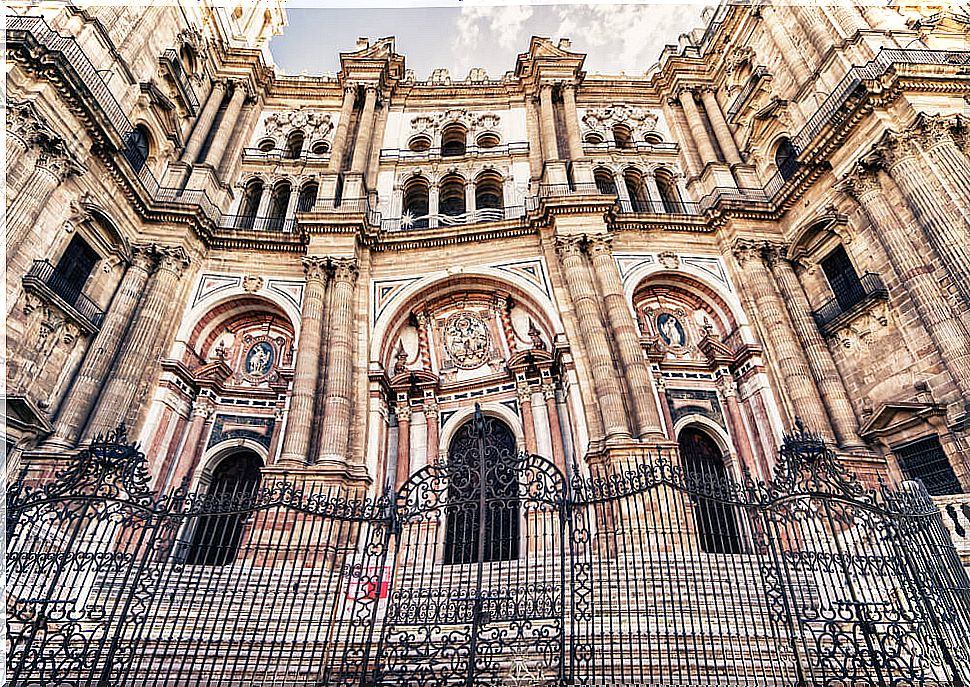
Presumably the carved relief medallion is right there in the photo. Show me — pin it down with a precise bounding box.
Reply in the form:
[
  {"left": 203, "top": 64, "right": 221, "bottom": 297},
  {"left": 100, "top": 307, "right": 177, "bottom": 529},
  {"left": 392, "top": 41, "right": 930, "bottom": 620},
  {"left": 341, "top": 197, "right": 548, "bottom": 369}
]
[{"left": 444, "top": 310, "right": 490, "bottom": 369}]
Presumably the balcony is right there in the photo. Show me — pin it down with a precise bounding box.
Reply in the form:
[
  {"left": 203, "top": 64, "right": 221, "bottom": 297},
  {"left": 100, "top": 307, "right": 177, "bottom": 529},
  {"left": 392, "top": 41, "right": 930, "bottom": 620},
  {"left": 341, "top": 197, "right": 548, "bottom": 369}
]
[
  {"left": 159, "top": 49, "right": 199, "bottom": 116},
  {"left": 811, "top": 272, "right": 889, "bottom": 334},
  {"left": 582, "top": 140, "right": 680, "bottom": 155},
  {"left": 22, "top": 260, "right": 105, "bottom": 330},
  {"left": 219, "top": 215, "right": 297, "bottom": 233},
  {"left": 379, "top": 141, "right": 529, "bottom": 162},
  {"left": 616, "top": 198, "right": 702, "bottom": 216},
  {"left": 241, "top": 147, "right": 330, "bottom": 164},
  {"left": 380, "top": 205, "right": 526, "bottom": 232},
  {"left": 937, "top": 494, "right": 970, "bottom": 567}
]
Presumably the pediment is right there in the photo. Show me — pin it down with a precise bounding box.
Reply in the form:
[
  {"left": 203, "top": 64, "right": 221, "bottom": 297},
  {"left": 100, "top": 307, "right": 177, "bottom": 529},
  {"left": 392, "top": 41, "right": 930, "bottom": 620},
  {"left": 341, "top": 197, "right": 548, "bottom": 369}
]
[
  {"left": 858, "top": 401, "right": 947, "bottom": 439},
  {"left": 515, "top": 36, "right": 587, "bottom": 82}
]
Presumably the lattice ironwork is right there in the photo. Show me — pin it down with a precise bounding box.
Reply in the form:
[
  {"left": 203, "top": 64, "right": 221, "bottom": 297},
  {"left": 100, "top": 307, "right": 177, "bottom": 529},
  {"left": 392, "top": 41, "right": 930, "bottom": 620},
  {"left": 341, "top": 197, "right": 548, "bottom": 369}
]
[{"left": 6, "top": 410, "right": 970, "bottom": 686}]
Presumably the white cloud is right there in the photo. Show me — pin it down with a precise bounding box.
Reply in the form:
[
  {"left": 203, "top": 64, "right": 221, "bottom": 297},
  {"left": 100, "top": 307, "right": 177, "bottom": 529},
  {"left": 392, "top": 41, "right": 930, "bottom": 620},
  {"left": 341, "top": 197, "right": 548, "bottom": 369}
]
[{"left": 452, "top": 4, "right": 535, "bottom": 78}]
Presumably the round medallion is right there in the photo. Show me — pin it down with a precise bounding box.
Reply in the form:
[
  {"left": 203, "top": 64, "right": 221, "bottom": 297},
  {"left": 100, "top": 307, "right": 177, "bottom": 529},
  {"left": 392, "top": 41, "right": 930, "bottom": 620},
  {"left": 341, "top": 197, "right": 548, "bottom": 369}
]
[
  {"left": 656, "top": 312, "right": 687, "bottom": 349},
  {"left": 245, "top": 341, "right": 275, "bottom": 378},
  {"left": 444, "top": 311, "right": 491, "bottom": 369}
]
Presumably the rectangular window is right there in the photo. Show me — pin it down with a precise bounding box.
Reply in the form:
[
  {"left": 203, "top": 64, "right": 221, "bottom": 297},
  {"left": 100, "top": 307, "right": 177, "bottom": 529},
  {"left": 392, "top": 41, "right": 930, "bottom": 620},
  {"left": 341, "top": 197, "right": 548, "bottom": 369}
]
[
  {"left": 892, "top": 435, "right": 963, "bottom": 496},
  {"left": 820, "top": 245, "right": 865, "bottom": 312},
  {"left": 52, "top": 235, "right": 99, "bottom": 305}
]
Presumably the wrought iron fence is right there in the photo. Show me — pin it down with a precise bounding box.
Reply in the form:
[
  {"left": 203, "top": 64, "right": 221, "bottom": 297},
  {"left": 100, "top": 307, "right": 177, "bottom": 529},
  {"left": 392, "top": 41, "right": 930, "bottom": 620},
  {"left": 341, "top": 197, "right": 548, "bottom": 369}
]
[
  {"left": 22, "top": 259, "right": 106, "bottom": 328},
  {"left": 8, "top": 415, "right": 970, "bottom": 686}
]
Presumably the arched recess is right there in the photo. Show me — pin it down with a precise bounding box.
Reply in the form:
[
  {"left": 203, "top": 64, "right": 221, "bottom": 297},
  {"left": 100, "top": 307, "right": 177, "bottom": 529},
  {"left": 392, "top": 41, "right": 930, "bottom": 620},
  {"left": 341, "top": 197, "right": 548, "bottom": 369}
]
[
  {"left": 438, "top": 402, "right": 526, "bottom": 456},
  {"left": 677, "top": 424, "right": 743, "bottom": 555}
]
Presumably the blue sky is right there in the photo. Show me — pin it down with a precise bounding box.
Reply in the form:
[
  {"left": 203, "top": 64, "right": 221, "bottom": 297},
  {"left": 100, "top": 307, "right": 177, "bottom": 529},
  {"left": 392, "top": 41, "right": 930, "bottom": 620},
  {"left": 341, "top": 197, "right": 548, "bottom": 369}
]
[{"left": 269, "top": 3, "right": 708, "bottom": 79}]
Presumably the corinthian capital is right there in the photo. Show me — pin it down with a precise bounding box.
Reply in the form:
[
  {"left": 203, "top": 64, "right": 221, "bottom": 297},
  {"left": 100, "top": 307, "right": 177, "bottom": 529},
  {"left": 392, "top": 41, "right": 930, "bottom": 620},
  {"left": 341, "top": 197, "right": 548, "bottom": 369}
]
[
  {"left": 155, "top": 245, "right": 191, "bottom": 277},
  {"left": 331, "top": 256, "right": 359, "bottom": 284},
  {"left": 553, "top": 234, "right": 585, "bottom": 262},
  {"left": 913, "top": 113, "right": 957, "bottom": 149},
  {"left": 130, "top": 243, "right": 160, "bottom": 273},
  {"left": 302, "top": 255, "right": 329, "bottom": 283},
  {"left": 35, "top": 139, "right": 84, "bottom": 181},
  {"left": 837, "top": 165, "right": 882, "bottom": 201},
  {"left": 585, "top": 232, "right": 614, "bottom": 257},
  {"left": 730, "top": 238, "right": 763, "bottom": 266}
]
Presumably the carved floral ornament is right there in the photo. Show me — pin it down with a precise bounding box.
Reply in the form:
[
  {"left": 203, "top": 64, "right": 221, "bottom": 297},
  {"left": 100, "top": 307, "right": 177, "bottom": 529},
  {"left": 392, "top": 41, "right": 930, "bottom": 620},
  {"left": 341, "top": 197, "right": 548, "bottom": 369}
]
[
  {"left": 263, "top": 109, "right": 334, "bottom": 139},
  {"left": 443, "top": 310, "right": 491, "bottom": 370},
  {"left": 581, "top": 104, "right": 659, "bottom": 137},
  {"left": 409, "top": 110, "right": 502, "bottom": 135}
]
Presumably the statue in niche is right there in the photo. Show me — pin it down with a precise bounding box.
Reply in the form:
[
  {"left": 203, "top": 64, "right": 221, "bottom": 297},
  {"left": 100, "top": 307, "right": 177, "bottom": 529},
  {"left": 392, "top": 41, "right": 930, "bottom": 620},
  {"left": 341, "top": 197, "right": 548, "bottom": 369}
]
[
  {"left": 245, "top": 341, "right": 274, "bottom": 377},
  {"left": 657, "top": 312, "right": 686, "bottom": 348}
]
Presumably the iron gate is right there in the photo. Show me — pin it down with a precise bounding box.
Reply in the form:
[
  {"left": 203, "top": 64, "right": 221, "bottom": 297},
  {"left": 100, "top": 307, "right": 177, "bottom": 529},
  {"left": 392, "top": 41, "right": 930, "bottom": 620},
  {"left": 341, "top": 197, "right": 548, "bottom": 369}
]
[{"left": 7, "top": 418, "right": 970, "bottom": 686}]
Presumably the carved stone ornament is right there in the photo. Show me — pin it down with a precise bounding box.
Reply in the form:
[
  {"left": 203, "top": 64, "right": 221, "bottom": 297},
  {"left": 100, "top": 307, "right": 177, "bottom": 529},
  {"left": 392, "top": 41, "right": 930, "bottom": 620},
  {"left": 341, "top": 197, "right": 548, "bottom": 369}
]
[
  {"left": 242, "top": 275, "right": 263, "bottom": 293},
  {"left": 658, "top": 251, "right": 680, "bottom": 270},
  {"left": 263, "top": 109, "right": 334, "bottom": 138},
  {"left": 582, "top": 104, "right": 659, "bottom": 138},
  {"left": 444, "top": 310, "right": 491, "bottom": 370},
  {"left": 409, "top": 109, "right": 502, "bottom": 135}
]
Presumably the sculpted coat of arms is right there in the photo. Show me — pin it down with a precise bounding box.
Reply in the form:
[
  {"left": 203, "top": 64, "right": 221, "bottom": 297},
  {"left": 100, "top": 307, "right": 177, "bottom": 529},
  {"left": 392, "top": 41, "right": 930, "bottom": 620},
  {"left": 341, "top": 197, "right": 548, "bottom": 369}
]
[{"left": 444, "top": 311, "right": 490, "bottom": 369}]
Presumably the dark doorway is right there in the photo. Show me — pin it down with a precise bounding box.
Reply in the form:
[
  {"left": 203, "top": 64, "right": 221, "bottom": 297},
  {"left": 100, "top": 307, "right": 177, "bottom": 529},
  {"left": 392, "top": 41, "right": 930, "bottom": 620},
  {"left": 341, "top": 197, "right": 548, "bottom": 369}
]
[
  {"left": 53, "top": 235, "right": 100, "bottom": 305},
  {"left": 185, "top": 451, "right": 262, "bottom": 565},
  {"left": 678, "top": 427, "right": 743, "bottom": 554},
  {"left": 443, "top": 416, "right": 520, "bottom": 564},
  {"left": 820, "top": 245, "right": 865, "bottom": 312}
]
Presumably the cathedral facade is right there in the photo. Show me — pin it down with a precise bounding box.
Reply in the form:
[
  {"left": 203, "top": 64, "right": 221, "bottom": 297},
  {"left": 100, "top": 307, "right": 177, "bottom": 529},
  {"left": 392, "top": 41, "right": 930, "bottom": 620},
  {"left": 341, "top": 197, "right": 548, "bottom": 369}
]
[{"left": 6, "top": 1, "right": 970, "bottom": 501}]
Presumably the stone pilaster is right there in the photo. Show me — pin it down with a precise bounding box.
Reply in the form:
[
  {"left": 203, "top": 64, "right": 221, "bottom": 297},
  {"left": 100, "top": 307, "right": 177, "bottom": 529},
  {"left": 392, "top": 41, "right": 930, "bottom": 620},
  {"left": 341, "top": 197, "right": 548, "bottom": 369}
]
[
  {"left": 765, "top": 246, "right": 865, "bottom": 450},
  {"left": 45, "top": 244, "right": 158, "bottom": 448},
  {"left": 733, "top": 240, "right": 835, "bottom": 442},
  {"left": 913, "top": 114, "right": 970, "bottom": 225},
  {"left": 663, "top": 98, "right": 702, "bottom": 179},
  {"left": 328, "top": 85, "right": 357, "bottom": 173},
  {"left": 841, "top": 167, "right": 970, "bottom": 401},
  {"left": 586, "top": 234, "right": 665, "bottom": 439},
  {"left": 538, "top": 83, "right": 560, "bottom": 163},
  {"left": 83, "top": 246, "right": 190, "bottom": 441},
  {"left": 678, "top": 88, "right": 718, "bottom": 164},
  {"left": 203, "top": 80, "right": 249, "bottom": 170},
  {"left": 349, "top": 85, "right": 378, "bottom": 174},
  {"left": 554, "top": 235, "right": 631, "bottom": 443},
  {"left": 160, "top": 394, "right": 214, "bottom": 490},
  {"left": 560, "top": 82, "right": 585, "bottom": 161},
  {"left": 317, "top": 257, "right": 359, "bottom": 469},
  {"left": 698, "top": 88, "right": 741, "bottom": 165},
  {"left": 7, "top": 140, "right": 82, "bottom": 252},
  {"left": 278, "top": 256, "right": 329, "bottom": 466},
  {"left": 218, "top": 101, "right": 259, "bottom": 179},
  {"left": 181, "top": 80, "right": 226, "bottom": 163}
]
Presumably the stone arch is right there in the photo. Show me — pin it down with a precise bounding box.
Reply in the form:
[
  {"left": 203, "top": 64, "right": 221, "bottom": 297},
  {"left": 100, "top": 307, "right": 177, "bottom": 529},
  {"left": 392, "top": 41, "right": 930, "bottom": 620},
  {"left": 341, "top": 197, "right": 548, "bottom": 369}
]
[
  {"left": 673, "top": 414, "right": 733, "bottom": 460},
  {"left": 193, "top": 439, "right": 268, "bottom": 492},
  {"left": 439, "top": 402, "right": 526, "bottom": 454}
]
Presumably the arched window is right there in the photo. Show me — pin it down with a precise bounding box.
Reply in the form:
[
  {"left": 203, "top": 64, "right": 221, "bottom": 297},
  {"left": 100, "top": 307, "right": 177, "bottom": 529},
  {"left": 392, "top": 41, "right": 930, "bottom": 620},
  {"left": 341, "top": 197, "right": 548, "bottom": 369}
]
[
  {"left": 474, "top": 171, "right": 503, "bottom": 213},
  {"left": 444, "top": 416, "right": 519, "bottom": 564},
  {"left": 441, "top": 123, "right": 467, "bottom": 157},
  {"left": 594, "top": 167, "right": 617, "bottom": 196},
  {"left": 439, "top": 174, "right": 466, "bottom": 219},
  {"left": 403, "top": 176, "right": 430, "bottom": 229},
  {"left": 613, "top": 124, "right": 633, "bottom": 149},
  {"left": 267, "top": 181, "right": 291, "bottom": 230},
  {"left": 237, "top": 178, "right": 263, "bottom": 229},
  {"left": 584, "top": 132, "right": 605, "bottom": 146},
  {"left": 125, "top": 125, "right": 151, "bottom": 173},
  {"left": 476, "top": 132, "right": 500, "bottom": 149},
  {"left": 184, "top": 451, "right": 262, "bottom": 566},
  {"left": 655, "top": 168, "right": 682, "bottom": 214},
  {"left": 297, "top": 181, "right": 318, "bottom": 213},
  {"left": 623, "top": 168, "right": 649, "bottom": 213},
  {"left": 775, "top": 137, "right": 799, "bottom": 181},
  {"left": 408, "top": 135, "right": 432, "bottom": 153},
  {"left": 284, "top": 130, "right": 304, "bottom": 159},
  {"left": 257, "top": 138, "right": 276, "bottom": 153},
  {"left": 678, "top": 427, "right": 742, "bottom": 554}
]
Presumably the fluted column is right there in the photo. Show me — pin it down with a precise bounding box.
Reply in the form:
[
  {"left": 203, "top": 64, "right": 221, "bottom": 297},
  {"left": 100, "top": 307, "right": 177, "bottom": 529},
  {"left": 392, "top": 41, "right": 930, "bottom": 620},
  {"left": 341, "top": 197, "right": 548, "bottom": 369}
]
[
  {"left": 878, "top": 131, "right": 970, "bottom": 307},
  {"left": 763, "top": 6, "right": 813, "bottom": 84},
  {"left": 46, "top": 245, "right": 157, "bottom": 448},
  {"left": 733, "top": 240, "right": 834, "bottom": 442},
  {"left": 425, "top": 399, "right": 440, "bottom": 466},
  {"left": 542, "top": 383, "right": 567, "bottom": 473},
  {"left": 554, "top": 236, "right": 631, "bottom": 442},
  {"left": 698, "top": 88, "right": 741, "bottom": 165},
  {"left": 328, "top": 85, "right": 357, "bottom": 173},
  {"left": 394, "top": 403, "right": 412, "bottom": 490},
  {"left": 160, "top": 395, "right": 214, "bottom": 490},
  {"left": 766, "top": 248, "right": 864, "bottom": 449},
  {"left": 586, "top": 234, "right": 665, "bottom": 438},
  {"left": 841, "top": 167, "right": 970, "bottom": 399},
  {"left": 518, "top": 382, "right": 538, "bottom": 455},
  {"left": 83, "top": 246, "right": 190, "bottom": 440},
  {"left": 203, "top": 80, "right": 248, "bottom": 170},
  {"left": 678, "top": 88, "right": 718, "bottom": 164},
  {"left": 538, "top": 84, "right": 560, "bottom": 162},
  {"left": 278, "top": 256, "right": 329, "bottom": 466},
  {"left": 317, "top": 257, "right": 359, "bottom": 467},
  {"left": 663, "top": 99, "right": 702, "bottom": 178},
  {"left": 7, "top": 142, "right": 81, "bottom": 251},
  {"left": 830, "top": 0, "right": 868, "bottom": 36},
  {"left": 914, "top": 115, "right": 970, "bottom": 224},
  {"left": 560, "top": 82, "right": 585, "bottom": 161},
  {"left": 792, "top": 5, "right": 834, "bottom": 59},
  {"left": 181, "top": 81, "right": 226, "bottom": 163},
  {"left": 349, "top": 85, "right": 378, "bottom": 174}
]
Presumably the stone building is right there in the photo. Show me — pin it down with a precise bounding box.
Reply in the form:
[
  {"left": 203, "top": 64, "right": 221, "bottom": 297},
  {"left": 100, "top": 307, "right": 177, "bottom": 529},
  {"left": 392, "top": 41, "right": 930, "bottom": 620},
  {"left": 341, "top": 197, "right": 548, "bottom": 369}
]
[{"left": 6, "top": 1, "right": 970, "bottom": 502}]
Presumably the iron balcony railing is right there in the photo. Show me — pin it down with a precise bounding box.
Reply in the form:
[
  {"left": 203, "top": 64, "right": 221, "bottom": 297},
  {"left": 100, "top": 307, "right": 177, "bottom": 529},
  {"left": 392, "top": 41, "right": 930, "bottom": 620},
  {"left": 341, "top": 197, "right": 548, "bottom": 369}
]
[
  {"left": 381, "top": 205, "right": 526, "bottom": 231},
  {"left": 811, "top": 272, "right": 888, "bottom": 331},
  {"left": 23, "top": 260, "right": 106, "bottom": 328},
  {"left": 379, "top": 141, "right": 530, "bottom": 161},
  {"left": 615, "top": 198, "right": 702, "bottom": 216},
  {"left": 582, "top": 140, "right": 680, "bottom": 154},
  {"left": 219, "top": 215, "right": 297, "bottom": 233},
  {"left": 159, "top": 49, "right": 200, "bottom": 115},
  {"left": 242, "top": 147, "right": 330, "bottom": 162}
]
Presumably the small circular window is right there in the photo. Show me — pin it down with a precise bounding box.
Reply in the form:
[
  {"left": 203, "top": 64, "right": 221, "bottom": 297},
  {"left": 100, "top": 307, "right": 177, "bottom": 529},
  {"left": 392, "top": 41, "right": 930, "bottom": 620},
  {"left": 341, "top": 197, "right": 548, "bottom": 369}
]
[
  {"left": 310, "top": 140, "right": 330, "bottom": 156},
  {"left": 408, "top": 135, "right": 432, "bottom": 152},
  {"left": 476, "top": 132, "right": 500, "bottom": 149},
  {"left": 257, "top": 138, "right": 275, "bottom": 153}
]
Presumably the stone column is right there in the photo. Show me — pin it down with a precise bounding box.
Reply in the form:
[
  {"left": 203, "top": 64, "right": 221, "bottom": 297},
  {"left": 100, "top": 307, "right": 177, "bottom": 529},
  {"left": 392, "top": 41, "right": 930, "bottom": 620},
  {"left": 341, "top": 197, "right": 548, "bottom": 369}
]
[
  {"left": 45, "top": 245, "right": 157, "bottom": 448},
  {"left": 662, "top": 99, "right": 702, "bottom": 178},
  {"left": 678, "top": 88, "right": 718, "bottom": 164},
  {"left": 879, "top": 131, "right": 970, "bottom": 307},
  {"left": 841, "top": 168, "right": 970, "bottom": 399},
  {"left": 733, "top": 240, "right": 835, "bottom": 442},
  {"left": 181, "top": 80, "right": 226, "bottom": 163},
  {"left": 698, "top": 88, "right": 741, "bottom": 165},
  {"left": 349, "top": 85, "right": 378, "bottom": 174},
  {"left": 524, "top": 95, "right": 544, "bottom": 182},
  {"left": 766, "top": 248, "right": 865, "bottom": 450},
  {"left": 278, "top": 256, "right": 329, "bottom": 466},
  {"left": 614, "top": 169, "right": 634, "bottom": 212},
  {"left": 560, "top": 82, "right": 585, "bottom": 161},
  {"left": 424, "top": 399, "right": 440, "bottom": 466},
  {"left": 7, "top": 143, "right": 80, "bottom": 251},
  {"left": 317, "top": 257, "right": 359, "bottom": 468},
  {"left": 83, "top": 246, "right": 190, "bottom": 440},
  {"left": 518, "top": 382, "right": 538, "bottom": 455},
  {"left": 203, "top": 80, "right": 248, "bottom": 170},
  {"left": 586, "top": 234, "right": 665, "bottom": 439},
  {"left": 328, "top": 85, "right": 357, "bottom": 173},
  {"left": 542, "top": 383, "right": 567, "bottom": 474},
  {"left": 554, "top": 235, "right": 631, "bottom": 442},
  {"left": 792, "top": 5, "right": 834, "bottom": 59},
  {"left": 465, "top": 179, "right": 477, "bottom": 218},
  {"left": 161, "top": 395, "right": 214, "bottom": 490},
  {"left": 538, "top": 84, "right": 560, "bottom": 162},
  {"left": 428, "top": 185, "right": 440, "bottom": 228},
  {"left": 830, "top": 0, "right": 868, "bottom": 35},
  {"left": 915, "top": 115, "right": 970, "bottom": 224},
  {"left": 394, "top": 403, "right": 412, "bottom": 490},
  {"left": 219, "top": 101, "right": 259, "bottom": 179},
  {"left": 763, "top": 7, "right": 813, "bottom": 85}
]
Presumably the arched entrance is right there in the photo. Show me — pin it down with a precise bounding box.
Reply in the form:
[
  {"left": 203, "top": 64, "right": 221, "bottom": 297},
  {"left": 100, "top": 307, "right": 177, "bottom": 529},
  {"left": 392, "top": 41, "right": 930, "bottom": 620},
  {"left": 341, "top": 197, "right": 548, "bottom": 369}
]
[
  {"left": 678, "top": 427, "right": 743, "bottom": 554},
  {"left": 443, "top": 416, "right": 519, "bottom": 564},
  {"left": 184, "top": 450, "right": 262, "bottom": 565}
]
